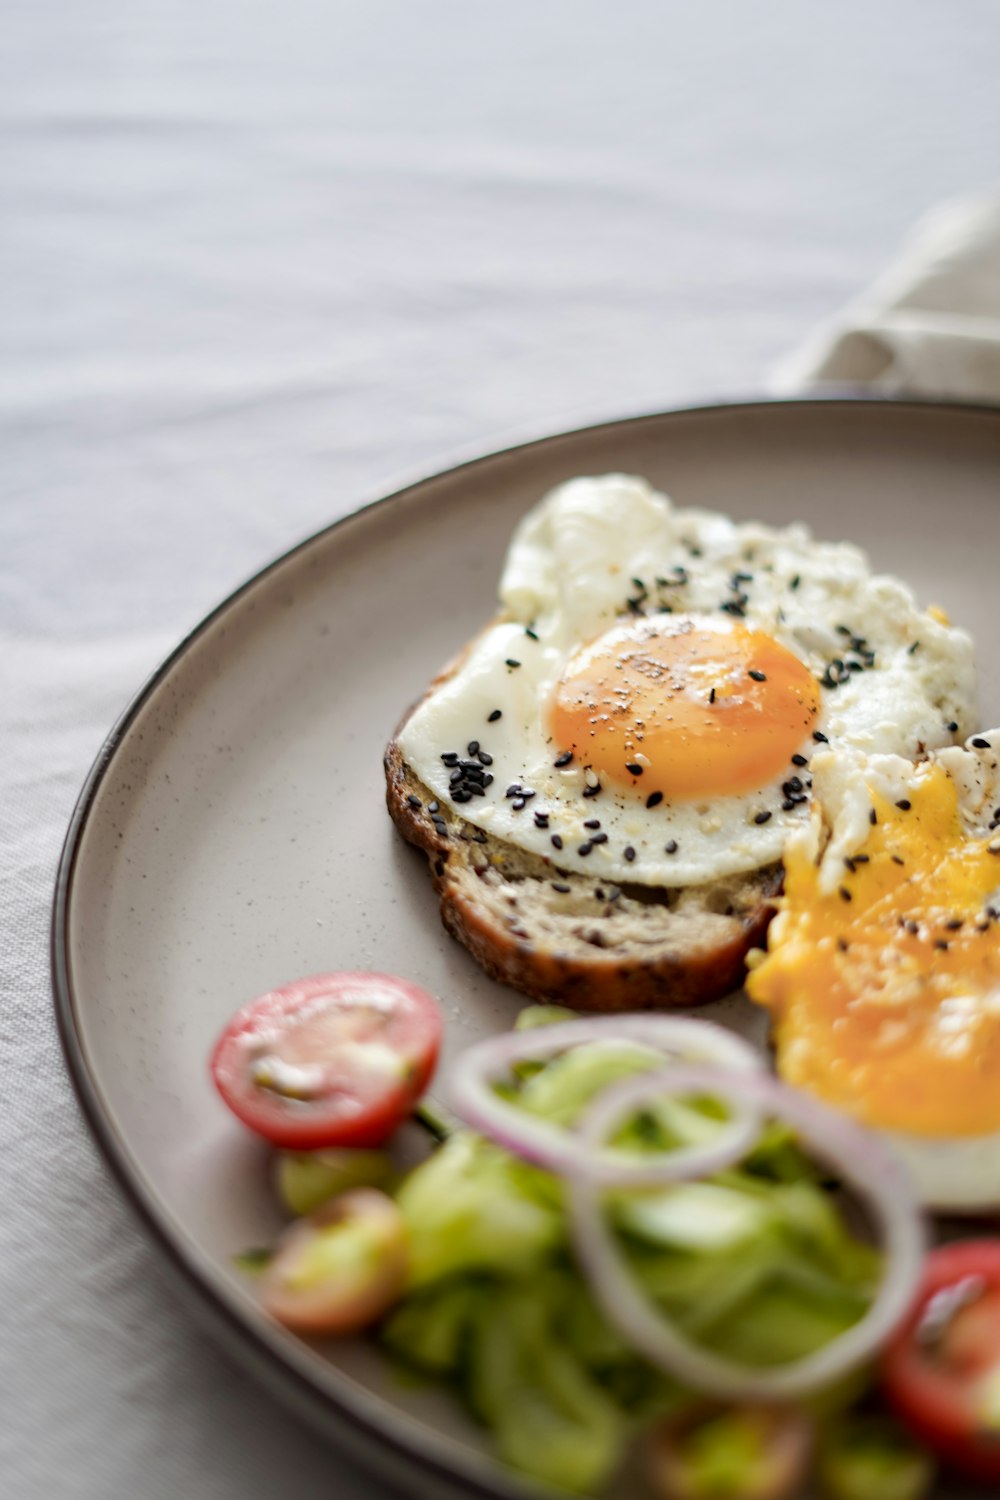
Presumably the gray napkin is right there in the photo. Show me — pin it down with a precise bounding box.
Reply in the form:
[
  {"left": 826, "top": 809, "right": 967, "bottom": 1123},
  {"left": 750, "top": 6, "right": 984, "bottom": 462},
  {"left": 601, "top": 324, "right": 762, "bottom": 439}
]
[{"left": 771, "top": 192, "right": 1000, "bottom": 402}]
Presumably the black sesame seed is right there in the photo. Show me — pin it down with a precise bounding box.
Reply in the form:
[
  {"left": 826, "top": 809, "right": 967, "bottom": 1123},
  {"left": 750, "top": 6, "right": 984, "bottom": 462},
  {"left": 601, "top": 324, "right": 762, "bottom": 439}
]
[
  {"left": 906, "top": 920, "right": 920, "bottom": 935},
  {"left": 947, "top": 721, "right": 959, "bottom": 733},
  {"left": 525, "top": 627, "right": 539, "bottom": 641},
  {"left": 839, "top": 886, "right": 852, "bottom": 902},
  {"left": 551, "top": 833, "right": 563, "bottom": 850},
  {"left": 476, "top": 750, "right": 493, "bottom": 766},
  {"left": 665, "top": 840, "right": 678, "bottom": 854},
  {"left": 754, "top": 810, "right": 773, "bottom": 825},
  {"left": 781, "top": 799, "right": 796, "bottom": 812},
  {"left": 749, "top": 669, "right": 767, "bottom": 683},
  {"left": 467, "top": 740, "right": 480, "bottom": 756},
  {"left": 869, "top": 808, "right": 877, "bottom": 825},
  {"left": 472, "top": 830, "right": 488, "bottom": 843},
  {"left": 844, "top": 857, "right": 856, "bottom": 872},
  {"left": 908, "top": 640, "right": 921, "bottom": 655},
  {"left": 483, "top": 773, "right": 494, "bottom": 787},
  {"left": 625, "top": 762, "right": 644, "bottom": 776},
  {"left": 407, "top": 794, "right": 422, "bottom": 809},
  {"left": 935, "top": 940, "right": 949, "bottom": 951},
  {"left": 583, "top": 818, "right": 601, "bottom": 829},
  {"left": 578, "top": 841, "right": 594, "bottom": 856},
  {"left": 441, "top": 751, "right": 459, "bottom": 766},
  {"left": 733, "top": 571, "right": 754, "bottom": 584},
  {"left": 791, "top": 753, "right": 808, "bottom": 767},
  {"left": 533, "top": 811, "right": 549, "bottom": 828},
  {"left": 554, "top": 750, "right": 574, "bottom": 768},
  {"left": 520, "top": 789, "right": 536, "bottom": 800},
  {"left": 449, "top": 769, "right": 464, "bottom": 785},
  {"left": 583, "top": 783, "right": 602, "bottom": 798},
  {"left": 646, "top": 791, "right": 664, "bottom": 809},
  {"left": 505, "top": 784, "right": 521, "bottom": 798},
  {"left": 835, "top": 624, "right": 852, "bottom": 637},
  {"left": 709, "top": 687, "right": 716, "bottom": 704},
  {"left": 453, "top": 789, "right": 471, "bottom": 804},
  {"left": 505, "top": 658, "right": 521, "bottom": 669},
  {"left": 488, "top": 709, "right": 502, "bottom": 722},
  {"left": 631, "top": 576, "right": 646, "bottom": 592},
  {"left": 896, "top": 799, "right": 912, "bottom": 811},
  {"left": 552, "top": 882, "right": 571, "bottom": 893},
  {"left": 854, "top": 853, "right": 870, "bottom": 864},
  {"left": 511, "top": 797, "right": 525, "bottom": 810},
  {"left": 946, "top": 919, "right": 964, "bottom": 931},
  {"left": 790, "top": 574, "right": 801, "bottom": 590},
  {"left": 624, "top": 846, "right": 636, "bottom": 863},
  {"left": 813, "top": 731, "right": 829, "bottom": 743},
  {"left": 837, "top": 937, "right": 849, "bottom": 952},
  {"left": 972, "top": 737, "right": 992, "bottom": 749},
  {"left": 591, "top": 832, "right": 609, "bottom": 845},
  {"left": 891, "top": 855, "right": 905, "bottom": 866},
  {"left": 427, "top": 801, "right": 440, "bottom": 813}
]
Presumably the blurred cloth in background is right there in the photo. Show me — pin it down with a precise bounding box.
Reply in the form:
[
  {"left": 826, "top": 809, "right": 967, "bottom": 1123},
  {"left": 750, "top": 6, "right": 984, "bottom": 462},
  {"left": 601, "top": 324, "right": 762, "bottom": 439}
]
[{"left": 773, "top": 193, "right": 1000, "bottom": 401}]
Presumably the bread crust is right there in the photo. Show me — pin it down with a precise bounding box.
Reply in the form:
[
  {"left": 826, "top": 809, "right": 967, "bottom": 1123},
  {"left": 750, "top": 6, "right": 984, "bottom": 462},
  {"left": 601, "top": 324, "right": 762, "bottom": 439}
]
[{"left": 384, "top": 717, "right": 781, "bottom": 1012}]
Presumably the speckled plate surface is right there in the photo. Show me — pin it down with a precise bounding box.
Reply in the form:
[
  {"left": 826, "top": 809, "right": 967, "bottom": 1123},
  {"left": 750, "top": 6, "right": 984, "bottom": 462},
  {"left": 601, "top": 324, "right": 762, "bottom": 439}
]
[{"left": 53, "top": 400, "right": 1000, "bottom": 1500}]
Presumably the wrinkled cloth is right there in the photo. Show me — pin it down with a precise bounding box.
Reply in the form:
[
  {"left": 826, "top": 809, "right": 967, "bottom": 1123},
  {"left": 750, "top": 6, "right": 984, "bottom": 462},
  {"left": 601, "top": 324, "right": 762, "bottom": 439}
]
[
  {"left": 3, "top": 2, "right": 1000, "bottom": 1497},
  {"left": 772, "top": 193, "right": 1000, "bottom": 401}
]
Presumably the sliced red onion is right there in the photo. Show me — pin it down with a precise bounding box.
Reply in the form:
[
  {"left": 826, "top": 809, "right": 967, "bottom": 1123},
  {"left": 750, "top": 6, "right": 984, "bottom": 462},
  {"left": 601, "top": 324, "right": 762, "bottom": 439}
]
[
  {"left": 446, "top": 1016, "right": 764, "bottom": 1188},
  {"left": 568, "top": 1064, "right": 925, "bottom": 1401}
]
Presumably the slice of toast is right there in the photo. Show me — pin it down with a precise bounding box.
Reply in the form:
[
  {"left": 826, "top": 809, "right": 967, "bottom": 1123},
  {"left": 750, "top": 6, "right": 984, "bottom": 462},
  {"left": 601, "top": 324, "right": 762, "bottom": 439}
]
[{"left": 385, "top": 721, "right": 781, "bottom": 1012}]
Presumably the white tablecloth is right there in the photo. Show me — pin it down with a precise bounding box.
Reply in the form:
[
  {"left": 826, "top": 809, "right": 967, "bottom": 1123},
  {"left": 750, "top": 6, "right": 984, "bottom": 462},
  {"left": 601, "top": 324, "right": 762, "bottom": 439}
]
[{"left": 4, "top": 4, "right": 999, "bottom": 1495}]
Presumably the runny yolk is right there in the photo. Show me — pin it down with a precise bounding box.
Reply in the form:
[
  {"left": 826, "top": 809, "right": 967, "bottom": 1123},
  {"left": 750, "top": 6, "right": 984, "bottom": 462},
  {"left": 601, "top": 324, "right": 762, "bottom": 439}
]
[
  {"left": 549, "top": 615, "right": 820, "bottom": 800},
  {"left": 747, "top": 768, "right": 1000, "bottom": 1138}
]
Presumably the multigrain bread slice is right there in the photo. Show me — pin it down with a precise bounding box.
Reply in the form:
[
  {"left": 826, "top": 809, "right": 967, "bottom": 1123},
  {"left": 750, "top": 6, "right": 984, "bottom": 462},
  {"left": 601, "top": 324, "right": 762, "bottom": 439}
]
[{"left": 385, "top": 727, "right": 781, "bottom": 1013}]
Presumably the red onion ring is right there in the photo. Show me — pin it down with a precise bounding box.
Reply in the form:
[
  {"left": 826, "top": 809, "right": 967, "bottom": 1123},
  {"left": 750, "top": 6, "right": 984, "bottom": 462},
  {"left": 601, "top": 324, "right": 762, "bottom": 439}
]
[
  {"left": 567, "top": 1064, "right": 925, "bottom": 1400},
  {"left": 446, "top": 1016, "right": 764, "bottom": 1188}
]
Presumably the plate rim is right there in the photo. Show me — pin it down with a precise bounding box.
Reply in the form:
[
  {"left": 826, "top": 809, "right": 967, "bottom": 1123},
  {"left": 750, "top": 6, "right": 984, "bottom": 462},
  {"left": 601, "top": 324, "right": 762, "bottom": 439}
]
[{"left": 50, "top": 392, "right": 1000, "bottom": 1498}]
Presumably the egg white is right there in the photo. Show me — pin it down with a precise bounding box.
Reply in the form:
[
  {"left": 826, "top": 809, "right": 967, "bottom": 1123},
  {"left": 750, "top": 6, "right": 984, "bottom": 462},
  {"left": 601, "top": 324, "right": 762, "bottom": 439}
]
[{"left": 397, "top": 475, "right": 978, "bottom": 889}]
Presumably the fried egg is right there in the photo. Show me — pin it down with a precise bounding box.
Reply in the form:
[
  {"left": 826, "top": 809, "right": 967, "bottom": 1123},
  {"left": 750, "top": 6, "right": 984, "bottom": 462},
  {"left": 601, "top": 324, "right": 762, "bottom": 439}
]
[
  {"left": 747, "top": 733, "right": 1000, "bottom": 1209},
  {"left": 397, "top": 475, "right": 977, "bottom": 889}
]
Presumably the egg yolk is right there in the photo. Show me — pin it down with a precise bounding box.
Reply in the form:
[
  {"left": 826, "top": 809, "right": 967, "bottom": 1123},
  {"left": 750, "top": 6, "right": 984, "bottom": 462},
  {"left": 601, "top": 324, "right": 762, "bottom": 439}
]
[
  {"left": 550, "top": 615, "right": 820, "bottom": 800},
  {"left": 747, "top": 768, "right": 1000, "bottom": 1138}
]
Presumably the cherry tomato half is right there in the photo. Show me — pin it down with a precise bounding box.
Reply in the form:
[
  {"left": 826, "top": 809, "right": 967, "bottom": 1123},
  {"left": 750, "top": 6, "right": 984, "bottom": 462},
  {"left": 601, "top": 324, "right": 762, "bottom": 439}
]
[
  {"left": 210, "top": 972, "right": 442, "bottom": 1149},
  {"left": 262, "top": 1187, "right": 408, "bottom": 1334},
  {"left": 882, "top": 1239, "right": 1000, "bottom": 1482}
]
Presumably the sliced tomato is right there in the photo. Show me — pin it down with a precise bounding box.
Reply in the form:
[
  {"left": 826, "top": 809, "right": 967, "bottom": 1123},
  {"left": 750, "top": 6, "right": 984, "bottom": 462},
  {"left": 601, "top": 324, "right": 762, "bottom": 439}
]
[
  {"left": 262, "top": 1188, "right": 408, "bottom": 1334},
  {"left": 882, "top": 1239, "right": 1000, "bottom": 1481},
  {"left": 210, "top": 972, "right": 442, "bottom": 1149}
]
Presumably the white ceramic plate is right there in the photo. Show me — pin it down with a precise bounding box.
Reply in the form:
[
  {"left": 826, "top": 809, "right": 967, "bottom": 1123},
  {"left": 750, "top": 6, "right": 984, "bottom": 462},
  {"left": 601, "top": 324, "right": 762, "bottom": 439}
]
[{"left": 54, "top": 400, "right": 1000, "bottom": 1500}]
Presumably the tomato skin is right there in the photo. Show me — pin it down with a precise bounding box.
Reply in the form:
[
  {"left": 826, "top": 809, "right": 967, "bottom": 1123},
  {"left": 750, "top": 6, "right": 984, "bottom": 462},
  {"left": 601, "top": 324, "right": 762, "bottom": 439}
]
[
  {"left": 210, "top": 972, "right": 442, "bottom": 1150},
  {"left": 882, "top": 1240, "right": 1000, "bottom": 1482}
]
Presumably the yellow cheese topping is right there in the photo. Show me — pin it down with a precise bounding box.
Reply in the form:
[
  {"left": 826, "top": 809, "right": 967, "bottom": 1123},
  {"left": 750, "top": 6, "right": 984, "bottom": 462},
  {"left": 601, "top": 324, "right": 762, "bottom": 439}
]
[{"left": 747, "top": 766, "right": 1000, "bottom": 1137}]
